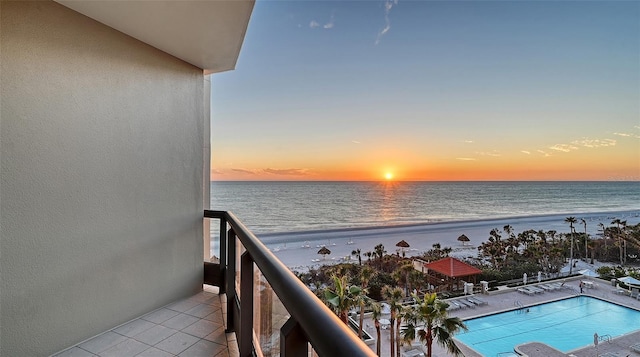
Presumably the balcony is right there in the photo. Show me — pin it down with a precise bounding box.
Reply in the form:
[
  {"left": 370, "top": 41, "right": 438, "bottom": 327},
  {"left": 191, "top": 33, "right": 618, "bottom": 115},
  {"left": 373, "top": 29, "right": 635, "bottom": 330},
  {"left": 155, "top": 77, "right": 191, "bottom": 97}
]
[{"left": 53, "top": 211, "right": 374, "bottom": 357}]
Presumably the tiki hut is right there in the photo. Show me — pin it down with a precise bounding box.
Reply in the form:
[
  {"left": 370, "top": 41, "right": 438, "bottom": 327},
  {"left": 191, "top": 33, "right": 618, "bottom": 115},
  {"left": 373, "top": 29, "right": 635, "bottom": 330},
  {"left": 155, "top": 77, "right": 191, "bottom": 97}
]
[
  {"left": 457, "top": 234, "right": 470, "bottom": 246},
  {"left": 317, "top": 246, "right": 331, "bottom": 260}
]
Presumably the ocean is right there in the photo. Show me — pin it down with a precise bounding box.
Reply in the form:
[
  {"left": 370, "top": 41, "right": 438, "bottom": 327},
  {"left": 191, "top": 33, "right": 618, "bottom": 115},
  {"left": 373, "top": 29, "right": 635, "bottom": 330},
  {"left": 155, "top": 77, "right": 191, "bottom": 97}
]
[{"left": 210, "top": 181, "right": 640, "bottom": 235}]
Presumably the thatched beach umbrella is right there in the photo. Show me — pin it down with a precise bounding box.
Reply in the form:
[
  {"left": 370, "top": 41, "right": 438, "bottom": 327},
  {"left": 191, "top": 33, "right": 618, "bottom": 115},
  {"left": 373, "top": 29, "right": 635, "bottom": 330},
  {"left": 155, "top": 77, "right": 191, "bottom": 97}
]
[
  {"left": 396, "top": 240, "right": 410, "bottom": 256},
  {"left": 317, "top": 246, "right": 331, "bottom": 260},
  {"left": 396, "top": 240, "right": 410, "bottom": 249},
  {"left": 457, "top": 234, "right": 470, "bottom": 246}
]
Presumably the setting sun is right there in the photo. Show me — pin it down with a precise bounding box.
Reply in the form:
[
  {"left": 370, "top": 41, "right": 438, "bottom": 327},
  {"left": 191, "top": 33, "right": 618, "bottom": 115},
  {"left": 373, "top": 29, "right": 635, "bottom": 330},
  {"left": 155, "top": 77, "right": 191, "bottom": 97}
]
[{"left": 385, "top": 172, "right": 394, "bottom": 180}]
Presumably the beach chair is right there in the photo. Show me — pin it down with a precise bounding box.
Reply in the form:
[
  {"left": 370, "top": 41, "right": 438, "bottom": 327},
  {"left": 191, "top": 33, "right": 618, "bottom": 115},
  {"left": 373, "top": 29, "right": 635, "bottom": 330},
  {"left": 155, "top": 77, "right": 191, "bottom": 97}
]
[
  {"left": 541, "top": 284, "right": 557, "bottom": 291},
  {"left": 537, "top": 284, "right": 553, "bottom": 291},
  {"left": 458, "top": 299, "right": 476, "bottom": 308},
  {"left": 518, "top": 288, "right": 534, "bottom": 296},
  {"left": 525, "top": 286, "right": 544, "bottom": 294},
  {"left": 469, "top": 296, "right": 488, "bottom": 306},
  {"left": 449, "top": 300, "right": 464, "bottom": 309},
  {"left": 630, "top": 343, "right": 640, "bottom": 353}
]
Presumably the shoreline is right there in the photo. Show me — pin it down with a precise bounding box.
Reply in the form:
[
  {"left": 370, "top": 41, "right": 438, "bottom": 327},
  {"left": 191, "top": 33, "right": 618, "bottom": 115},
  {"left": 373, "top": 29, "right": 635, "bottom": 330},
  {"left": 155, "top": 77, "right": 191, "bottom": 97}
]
[
  {"left": 262, "top": 209, "right": 640, "bottom": 270},
  {"left": 260, "top": 209, "right": 640, "bottom": 241}
]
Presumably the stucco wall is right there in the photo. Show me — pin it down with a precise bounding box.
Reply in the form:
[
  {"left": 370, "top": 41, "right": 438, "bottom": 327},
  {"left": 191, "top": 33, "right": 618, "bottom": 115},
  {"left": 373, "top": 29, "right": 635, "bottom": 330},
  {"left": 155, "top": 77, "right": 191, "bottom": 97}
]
[{"left": 1, "top": 2, "right": 205, "bottom": 355}]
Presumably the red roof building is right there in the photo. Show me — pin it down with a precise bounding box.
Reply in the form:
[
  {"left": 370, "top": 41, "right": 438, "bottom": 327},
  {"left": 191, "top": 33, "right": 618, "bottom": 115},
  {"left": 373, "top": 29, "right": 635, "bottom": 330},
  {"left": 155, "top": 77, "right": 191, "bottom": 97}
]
[
  {"left": 424, "top": 257, "right": 482, "bottom": 292},
  {"left": 425, "top": 257, "right": 482, "bottom": 278}
]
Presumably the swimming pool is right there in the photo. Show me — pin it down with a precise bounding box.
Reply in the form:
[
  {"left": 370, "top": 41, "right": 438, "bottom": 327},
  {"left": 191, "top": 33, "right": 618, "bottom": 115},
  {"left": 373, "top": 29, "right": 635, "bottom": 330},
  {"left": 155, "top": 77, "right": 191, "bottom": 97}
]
[{"left": 456, "top": 296, "right": 640, "bottom": 356}]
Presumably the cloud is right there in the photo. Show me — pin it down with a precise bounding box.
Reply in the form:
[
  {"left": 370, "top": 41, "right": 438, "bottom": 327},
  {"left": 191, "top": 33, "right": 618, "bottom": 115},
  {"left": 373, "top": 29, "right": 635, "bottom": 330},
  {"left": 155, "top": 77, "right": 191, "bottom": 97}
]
[
  {"left": 376, "top": 0, "right": 398, "bottom": 45},
  {"left": 211, "top": 169, "right": 223, "bottom": 175},
  {"left": 309, "top": 20, "right": 319, "bottom": 28},
  {"left": 232, "top": 168, "right": 256, "bottom": 174},
  {"left": 324, "top": 13, "right": 335, "bottom": 29},
  {"left": 352, "top": 140, "right": 361, "bottom": 144},
  {"left": 521, "top": 150, "right": 531, "bottom": 155},
  {"left": 571, "top": 138, "right": 616, "bottom": 148},
  {"left": 264, "top": 168, "right": 309, "bottom": 176},
  {"left": 456, "top": 157, "right": 476, "bottom": 161},
  {"left": 537, "top": 150, "right": 552, "bottom": 157},
  {"left": 549, "top": 144, "right": 579, "bottom": 152},
  {"left": 476, "top": 151, "right": 501, "bottom": 157},
  {"left": 463, "top": 140, "right": 474, "bottom": 144},
  {"left": 614, "top": 132, "right": 640, "bottom": 139}
]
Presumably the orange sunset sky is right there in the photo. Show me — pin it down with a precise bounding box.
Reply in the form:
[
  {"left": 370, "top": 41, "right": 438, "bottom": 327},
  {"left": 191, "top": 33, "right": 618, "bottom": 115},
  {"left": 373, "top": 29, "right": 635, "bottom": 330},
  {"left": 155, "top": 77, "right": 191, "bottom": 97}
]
[{"left": 210, "top": 1, "right": 640, "bottom": 181}]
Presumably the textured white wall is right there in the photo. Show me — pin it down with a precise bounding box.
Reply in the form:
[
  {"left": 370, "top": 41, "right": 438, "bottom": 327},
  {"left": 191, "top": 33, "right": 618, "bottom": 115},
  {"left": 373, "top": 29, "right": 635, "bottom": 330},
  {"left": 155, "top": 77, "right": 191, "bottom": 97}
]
[{"left": 1, "top": 2, "right": 205, "bottom": 355}]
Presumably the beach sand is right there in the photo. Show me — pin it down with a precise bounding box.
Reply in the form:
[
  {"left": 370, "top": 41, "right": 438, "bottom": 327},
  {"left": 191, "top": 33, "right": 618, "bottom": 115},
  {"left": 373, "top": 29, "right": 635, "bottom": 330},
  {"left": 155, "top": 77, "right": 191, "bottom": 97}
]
[{"left": 259, "top": 210, "right": 640, "bottom": 270}]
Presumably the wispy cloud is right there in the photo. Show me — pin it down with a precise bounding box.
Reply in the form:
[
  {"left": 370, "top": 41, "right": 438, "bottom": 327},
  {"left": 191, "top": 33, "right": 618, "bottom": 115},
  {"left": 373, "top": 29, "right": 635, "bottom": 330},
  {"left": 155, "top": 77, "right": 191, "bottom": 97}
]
[
  {"left": 376, "top": 0, "right": 398, "bottom": 45},
  {"left": 537, "top": 150, "right": 552, "bottom": 157},
  {"left": 521, "top": 150, "right": 531, "bottom": 155},
  {"left": 309, "top": 20, "right": 320, "bottom": 29},
  {"left": 211, "top": 169, "right": 223, "bottom": 175},
  {"left": 264, "top": 168, "right": 309, "bottom": 176},
  {"left": 463, "top": 140, "right": 474, "bottom": 144},
  {"left": 614, "top": 132, "right": 640, "bottom": 139},
  {"left": 571, "top": 138, "right": 616, "bottom": 148},
  {"left": 232, "top": 168, "right": 256, "bottom": 174},
  {"left": 476, "top": 150, "right": 501, "bottom": 157},
  {"left": 456, "top": 157, "right": 476, "bottom": 161},
  {"left": 549, "top": 144, "right": 579, "bottom": 153},
  {"left": 352, "top": 140, "right": 361, "bottom": 144},
  {"left": 324, "top": 13, "right": 335, "bottom": 29}
]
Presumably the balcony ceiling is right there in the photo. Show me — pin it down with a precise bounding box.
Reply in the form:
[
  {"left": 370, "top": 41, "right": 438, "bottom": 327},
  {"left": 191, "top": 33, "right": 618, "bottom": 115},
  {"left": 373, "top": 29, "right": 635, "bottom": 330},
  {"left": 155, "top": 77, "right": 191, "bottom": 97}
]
[{"left": 54, "top": 0, "right": 254, "bottom": 74}]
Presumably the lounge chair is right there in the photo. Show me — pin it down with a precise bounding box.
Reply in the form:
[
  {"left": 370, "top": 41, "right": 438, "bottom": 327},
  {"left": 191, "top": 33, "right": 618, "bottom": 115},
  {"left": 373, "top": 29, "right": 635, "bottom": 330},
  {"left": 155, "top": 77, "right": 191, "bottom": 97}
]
[
  {"left": 446, "top": 302, "right": 460, "bottom": 311},
  {"left": 449, "top": 300, "right": 464, "bottom": 309},
  {"left": 457, "top": 299, "right": 475, "bottom": 308},
  {"left": 524, "top": 286, "right": 544, "bottom": 294},
  {"left": 537, "top": 284, "right": 553, "bottom": 291},
  {"left": 630, "top": 343, "right": 640, "bottom": 353},
  {"left": 518, "top": 288, "right": 534, "bottom": 296},
  {"left": 468, "top": 296, "right": 488, "bottom": 306},
  {"left": 541, "top": 284, "right": 557, "bottom": 291}
]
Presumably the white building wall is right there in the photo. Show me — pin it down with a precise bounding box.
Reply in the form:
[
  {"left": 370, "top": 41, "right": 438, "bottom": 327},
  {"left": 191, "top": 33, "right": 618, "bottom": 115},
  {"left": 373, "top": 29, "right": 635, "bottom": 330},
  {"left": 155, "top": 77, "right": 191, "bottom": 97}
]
[{"left": 1, "top": 2, "right": 205, "bottom": 355}]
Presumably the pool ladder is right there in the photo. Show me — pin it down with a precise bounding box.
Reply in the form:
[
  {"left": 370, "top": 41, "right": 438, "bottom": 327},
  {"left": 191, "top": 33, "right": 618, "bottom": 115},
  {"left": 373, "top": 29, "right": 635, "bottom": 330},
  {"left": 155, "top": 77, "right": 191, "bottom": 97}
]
[
  {"left": 598, "top": 334, "right": 612, "bottom": 344},
  {"left": 514, "top": 300, "right": 526, "bottom": 314}
]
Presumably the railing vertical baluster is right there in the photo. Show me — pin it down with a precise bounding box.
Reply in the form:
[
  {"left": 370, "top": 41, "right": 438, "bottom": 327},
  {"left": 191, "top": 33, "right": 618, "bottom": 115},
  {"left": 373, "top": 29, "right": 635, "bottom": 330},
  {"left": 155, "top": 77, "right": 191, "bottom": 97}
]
[
  {"left": 226, "top": 228, "right": 236, "bottom": 333},
  {"left": 280, "top": 317, "right": 308, "bottom": 357},
  {"left": 219, "top": 218, "right": 227, "bottom": 294},
  {"left": 239, "top": 251, "right": 254, "bottom": 357}
]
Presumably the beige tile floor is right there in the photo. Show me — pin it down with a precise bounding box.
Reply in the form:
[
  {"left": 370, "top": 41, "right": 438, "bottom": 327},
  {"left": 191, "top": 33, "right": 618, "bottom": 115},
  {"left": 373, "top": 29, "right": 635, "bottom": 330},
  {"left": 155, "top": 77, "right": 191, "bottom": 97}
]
[{"left": 52, "top": 286, "right": 238, "bottom": 357}]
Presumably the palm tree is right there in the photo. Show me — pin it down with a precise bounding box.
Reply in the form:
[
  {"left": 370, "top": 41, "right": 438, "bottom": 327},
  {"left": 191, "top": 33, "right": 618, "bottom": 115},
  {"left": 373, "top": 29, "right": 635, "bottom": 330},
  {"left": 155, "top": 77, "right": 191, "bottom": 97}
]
[
  {"left": 324, "top": 274, "right": 361, "bottom": 324},
  {"left": 580, "top": 218, "right": 588, "bottom": 261},
  {"left": 612, "top": 219, "right": 624, "bottom": 266},
  {"left": 401, "top": 293, "right": 467, "bottom": 357},
  {"left": 371, "top": 302, "right": 382, "bottom": 356},
  {"left": 565, "top": 217, "right": 577, "bottom": 274},
  {"left": 382, "top": 286, "right": 403, "bottom": 357},
  {"left": 374, "top": 244, "right": 387, "bottom": 265},
  {"left": 358, "top": 266, "right": 374, "bottom": 339},
  {"left": 352, "top": 248, "right": 362, "bottom": 265}
]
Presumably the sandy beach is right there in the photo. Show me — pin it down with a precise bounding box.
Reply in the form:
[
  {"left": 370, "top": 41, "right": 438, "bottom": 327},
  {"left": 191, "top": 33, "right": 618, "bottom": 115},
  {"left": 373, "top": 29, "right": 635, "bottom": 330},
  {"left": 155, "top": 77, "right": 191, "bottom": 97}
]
[{"left": 260, "top": 210, "right": 640, "bottom": 270}]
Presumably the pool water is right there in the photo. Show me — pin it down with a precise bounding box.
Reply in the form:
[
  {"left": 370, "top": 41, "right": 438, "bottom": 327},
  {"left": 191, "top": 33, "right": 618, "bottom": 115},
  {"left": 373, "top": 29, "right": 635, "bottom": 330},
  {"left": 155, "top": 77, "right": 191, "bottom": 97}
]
[{"left": 456, "top": 296, "right": 640, "bottom": 356}]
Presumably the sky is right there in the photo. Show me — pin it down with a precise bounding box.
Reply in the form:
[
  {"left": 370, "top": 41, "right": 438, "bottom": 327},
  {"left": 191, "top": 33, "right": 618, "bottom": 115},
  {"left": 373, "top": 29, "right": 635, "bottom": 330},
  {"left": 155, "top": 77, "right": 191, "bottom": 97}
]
[{"left": 211, "top": 0, "right": 640, "bottom": 182}]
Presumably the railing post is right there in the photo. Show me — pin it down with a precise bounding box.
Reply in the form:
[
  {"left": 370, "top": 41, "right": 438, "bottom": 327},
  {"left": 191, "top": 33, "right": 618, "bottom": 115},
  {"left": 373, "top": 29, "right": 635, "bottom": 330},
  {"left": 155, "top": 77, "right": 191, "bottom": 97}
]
[
  {"left": 240, "top": 251, "right": 254, "bottom": 357},
  {"left": 280, "top": 317, "right": 308, "bottom": 357},
  {"left": 219, "top": 218, "right": 227, "bottom": 294},
  {"left": 225, "top": 229, "right": 236, "bottom": 333}
]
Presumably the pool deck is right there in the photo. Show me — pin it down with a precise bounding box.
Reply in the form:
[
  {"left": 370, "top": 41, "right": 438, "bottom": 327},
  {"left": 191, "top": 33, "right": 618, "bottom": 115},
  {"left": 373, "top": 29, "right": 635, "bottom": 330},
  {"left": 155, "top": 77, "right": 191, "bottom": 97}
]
[{"left": 363, "top": 276, "right": 640, "bottom": 357}]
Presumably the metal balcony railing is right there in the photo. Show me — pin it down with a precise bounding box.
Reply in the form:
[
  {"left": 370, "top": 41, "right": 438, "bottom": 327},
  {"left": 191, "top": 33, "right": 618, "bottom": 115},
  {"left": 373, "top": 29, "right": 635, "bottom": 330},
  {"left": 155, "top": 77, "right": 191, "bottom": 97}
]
[{"left": 204, "top": 210, "right": 376, "bottom": 357}]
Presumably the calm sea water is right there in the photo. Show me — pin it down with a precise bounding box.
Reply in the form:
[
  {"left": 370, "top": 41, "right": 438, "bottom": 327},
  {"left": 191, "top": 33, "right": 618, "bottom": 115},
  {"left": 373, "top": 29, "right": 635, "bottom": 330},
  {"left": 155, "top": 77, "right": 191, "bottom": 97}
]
[{"left": 210, "top": 181, "right": 640, "bottom": 234}]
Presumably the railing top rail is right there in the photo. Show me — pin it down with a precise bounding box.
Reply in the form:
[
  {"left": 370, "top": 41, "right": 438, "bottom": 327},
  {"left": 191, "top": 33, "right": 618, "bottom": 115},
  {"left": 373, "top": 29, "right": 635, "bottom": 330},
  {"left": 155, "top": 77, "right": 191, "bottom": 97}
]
[{"left": 204, "top": 210, "right": 375, "bottom": 357}]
